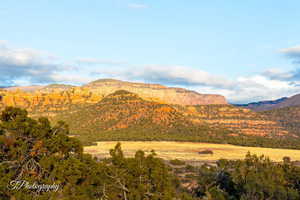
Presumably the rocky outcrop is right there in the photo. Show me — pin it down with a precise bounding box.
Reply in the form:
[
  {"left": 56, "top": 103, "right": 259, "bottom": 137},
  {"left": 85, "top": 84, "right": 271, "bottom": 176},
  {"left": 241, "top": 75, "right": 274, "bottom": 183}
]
[
  {"left": 83, "top": 79, "right": 227, "bottom": 105},
  {"left": 0, "top": 79, "right": 292, "bottom": 138},
  {"left": 5, "top": 85, "right": 45, "bottom": 92},
  {"left": 0, "top": 86, "right": 294, "bottom": 140},
  {"left": 0, "top": 88, "right": 99, "bottom": 113},
  {"left": 176, "top": 105, "right": 289, "bottom": 137},
  {"left": 0, "top": 79, "right": 227, "bottom": 113},
  {"left": 53, "top": 90, "right": 293, "bottom": 142}
]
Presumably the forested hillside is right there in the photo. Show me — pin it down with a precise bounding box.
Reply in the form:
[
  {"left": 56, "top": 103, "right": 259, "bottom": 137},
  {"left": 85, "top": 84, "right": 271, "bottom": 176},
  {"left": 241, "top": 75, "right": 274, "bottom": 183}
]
[
  {"left": 53, "top": 90, "right": 300, "bottom": 149},
  {"left": 1, "top": 82, "right": 299, "bottom": 149},
  {"left": 262, "top": 105, "right": 300, "bottom": 137}
]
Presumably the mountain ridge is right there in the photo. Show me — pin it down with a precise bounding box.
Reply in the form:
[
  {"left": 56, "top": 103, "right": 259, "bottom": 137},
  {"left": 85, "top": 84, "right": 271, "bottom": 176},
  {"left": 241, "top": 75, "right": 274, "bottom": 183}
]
[
  {"left": 235, "top": 97, "right": 288, "bottom": 111},
  {"left": 235, "top": 93, "right": 300, "bottom": 111},
  {"left": 0, "top": 79, "right": 299, "bottom": 149},
  {"left": 82, "top": 79, "right": 227, "bottom": 105},
  {"left": 49, "top": 90, "right": 298, "bottom": 148},
  {"left": 0, "top": 79, "right": 227, "bottom": 114}
]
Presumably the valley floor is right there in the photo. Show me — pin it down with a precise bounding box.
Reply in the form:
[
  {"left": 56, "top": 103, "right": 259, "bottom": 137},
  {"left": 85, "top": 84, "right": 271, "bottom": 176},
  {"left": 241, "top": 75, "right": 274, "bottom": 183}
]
[{"left": 84, "top": 141, "right": 300, "bottom": 163}]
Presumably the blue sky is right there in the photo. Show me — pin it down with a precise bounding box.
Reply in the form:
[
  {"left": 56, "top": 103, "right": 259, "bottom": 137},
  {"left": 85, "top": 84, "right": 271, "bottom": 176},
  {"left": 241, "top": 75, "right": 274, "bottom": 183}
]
[{"left": 1, "top": 0, "right": 300, "bottom": 103}]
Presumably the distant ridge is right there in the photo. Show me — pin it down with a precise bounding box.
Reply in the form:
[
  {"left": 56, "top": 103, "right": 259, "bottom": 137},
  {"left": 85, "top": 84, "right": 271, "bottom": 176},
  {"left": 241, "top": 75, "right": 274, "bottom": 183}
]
[
  {"left": 83, "top": 78, "right": 228, "bottom": 105},
  {"left": 0, "top": 79, "right": 227, "bottom": 109},
  {"left": 235, "top": 97, "right": 288, "bottom": 111},
  {"left": 236, "top": 93, "right": 300, "bottom": 111},
  {"left": 39, "top": 84, "right": 75, "bottom": 93},
  {"left": 4, "top": 85, "right": 45, "bottom": 92},
  {"left": 3, "top": 84, "right": 74, "bottom": 93}
]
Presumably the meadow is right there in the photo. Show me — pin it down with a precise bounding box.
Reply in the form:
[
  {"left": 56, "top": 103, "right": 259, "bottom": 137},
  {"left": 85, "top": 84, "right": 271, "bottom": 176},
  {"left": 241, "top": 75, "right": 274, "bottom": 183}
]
[{"left": 84, "top": 141, "right": 300, "bottom": 162}]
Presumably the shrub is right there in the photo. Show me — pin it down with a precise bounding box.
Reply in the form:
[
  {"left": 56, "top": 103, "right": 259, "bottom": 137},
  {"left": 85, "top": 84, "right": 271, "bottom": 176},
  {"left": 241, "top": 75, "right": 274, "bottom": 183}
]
[
  {"left": 198, "top": 149, "right": 213, "bottom": 155},
  {"left": 170, "top": 159, "right": 186, "bottom": 166}
]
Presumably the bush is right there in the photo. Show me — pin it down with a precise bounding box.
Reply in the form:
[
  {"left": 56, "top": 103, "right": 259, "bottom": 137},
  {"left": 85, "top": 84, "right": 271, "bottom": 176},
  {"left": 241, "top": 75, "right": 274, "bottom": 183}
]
[
  {"left": 170, "top": 159, "right": 186, "bottom": 166},
  {"left": 198, "top": 149, "right": 213, "bottom": 155}
]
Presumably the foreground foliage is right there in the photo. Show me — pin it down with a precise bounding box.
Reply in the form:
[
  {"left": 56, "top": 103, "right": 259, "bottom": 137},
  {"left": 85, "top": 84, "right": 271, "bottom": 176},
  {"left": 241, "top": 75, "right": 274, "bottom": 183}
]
[
  {"left": 193, "top": 153, "right": 300, "bottom": 200},
  {"left": 1, "top": 107, "right": 300, "bottom": 200},
  {"left": 0, "top": 107, "right": 190, "bottom": 200}
]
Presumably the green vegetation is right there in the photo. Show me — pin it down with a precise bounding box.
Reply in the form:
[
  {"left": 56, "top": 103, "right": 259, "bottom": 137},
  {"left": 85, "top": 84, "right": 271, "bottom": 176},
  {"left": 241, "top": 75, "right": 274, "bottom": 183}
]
[
  {"left": 75, "top": 127, "right": 300, "bottom": 149},
  {"left": 170, "top": 153, "right": 300, "bottom": 200},
  {"left": 52, "top": 91, "right": 300, "bottom": 149},
  {"left": 192, "top": 153, "right": 300, "bottom": 199},
  {"left": 262, "top": 105, "right": 300, "bottom": 137},
  {"left": 198, "top": 149, "right": 214, "bottom": 155},
  {"left": 0, "top": 107, "right": 190, "bottom": 200},
  {"left": 1, "top": 107, "right": 300, "bottom": 199},
  {"left": 169, "top": 159, "right": 186, "bottom": 166}
]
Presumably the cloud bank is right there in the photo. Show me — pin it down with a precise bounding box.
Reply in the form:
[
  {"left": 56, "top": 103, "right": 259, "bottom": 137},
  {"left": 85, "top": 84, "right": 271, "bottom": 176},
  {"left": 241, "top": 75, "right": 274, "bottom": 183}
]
[
  {"left": 280, "top": 45, "right": 300, "bottom": 63},
  {"left": 1, "top": 42, "right": 300, "bottom": 103},
  {"left": 0, "top": 42, "right": 73, "bottom": 86}
]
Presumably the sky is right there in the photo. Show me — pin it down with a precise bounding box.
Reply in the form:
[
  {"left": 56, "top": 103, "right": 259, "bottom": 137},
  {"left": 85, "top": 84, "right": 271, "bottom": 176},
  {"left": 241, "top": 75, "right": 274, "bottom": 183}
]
[{"left": 1, "top": 0, "right": 300, "bottom": 103}]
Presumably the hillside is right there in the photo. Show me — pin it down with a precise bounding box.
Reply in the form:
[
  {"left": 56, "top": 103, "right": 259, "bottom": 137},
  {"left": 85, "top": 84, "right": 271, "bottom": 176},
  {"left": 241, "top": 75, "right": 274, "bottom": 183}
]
[
  {"left": 83, "top": 79, "right": 227, "bottom": 105},
  {"left": 4, "top": 85, "right": 45, "bottom": 92},
  {"left": 235, "top": 97, "right": 288, "bottom": 111},
  {"left": 236, "top": 93, "right": 300, "bottom": 111},
  {"left": 0, "top": 79, "right": 299, "bottom": 149},
  {"left": 52, "top": 90, "right": 299, "bottom": 148},
  {"left": 53, "top": 90, "right": 235, "bottom": 145},
  {"left": 176, "top": 104, "right": 288, "bottom": 137},
  {"left": 262, "top": 105, "right": 300, "bottom": 137}
]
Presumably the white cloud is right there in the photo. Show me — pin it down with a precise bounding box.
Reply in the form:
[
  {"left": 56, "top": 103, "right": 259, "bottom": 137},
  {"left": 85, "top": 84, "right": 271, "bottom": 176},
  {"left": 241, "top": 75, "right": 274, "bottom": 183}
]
[
  {"left": 230, "top": 75, "right": 299, "bottom": 103},
  {"left": 128, "top": 3, "right": 148, "bottom": 9},
  {"left": 91, "top": 64, "right": 300, "bottom": 103},
  {"left": 2, "top": 42, "right": 300, "bottom": 103},
  {"left": 262, "top": 68, "right": 293, "bottom": 80},
  {"left": 50, "top": 72, "right": 96, "bottom": 85},
  {"left": 280, "top": 45, "right": 300, "bottom": 63},
  {"left": 0, "top": 40, "right": 8, "bottom": 46},
  {"left": 76, "top": 58, "right": 126, "bottom": 66},
  {"left": 0, "top": 42, "right": 70, "bottom": 85},
  {"left": 92, "top": 65, "right": 234, "bottom": 89},
  {"left": 280, "top": 45, "right": 300, "bottom": 56}
]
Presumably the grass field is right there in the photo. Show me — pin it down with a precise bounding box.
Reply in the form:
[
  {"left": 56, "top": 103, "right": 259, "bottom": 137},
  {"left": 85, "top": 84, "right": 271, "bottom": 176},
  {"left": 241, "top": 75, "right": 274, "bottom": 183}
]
[{"left": 84, "top": 141, "right": 300, "bottom": 162}]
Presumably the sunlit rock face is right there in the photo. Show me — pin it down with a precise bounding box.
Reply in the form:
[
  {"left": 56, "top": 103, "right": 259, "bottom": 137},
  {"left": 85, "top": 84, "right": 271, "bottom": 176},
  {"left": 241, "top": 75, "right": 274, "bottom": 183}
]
[
  {"left": 0, "top": 81, "right": 292, "bottom": 139},
  {"left": 82, "top": 79, "right": 227, "bottom": 105},
  {"left": 0, "top": 79, "right": 227, "bottom": 113}
]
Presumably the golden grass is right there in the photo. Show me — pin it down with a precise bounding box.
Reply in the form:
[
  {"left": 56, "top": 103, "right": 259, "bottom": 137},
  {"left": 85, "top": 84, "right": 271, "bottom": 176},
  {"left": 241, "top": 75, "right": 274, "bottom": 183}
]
[{"left": 84, "top": 141, "right": 300, "bottom": 162}]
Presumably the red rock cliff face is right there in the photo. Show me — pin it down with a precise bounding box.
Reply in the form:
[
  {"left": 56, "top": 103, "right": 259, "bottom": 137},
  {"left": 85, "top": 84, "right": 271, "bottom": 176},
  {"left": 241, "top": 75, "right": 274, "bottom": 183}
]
[
  {"left": 0, "top": 79, "right": 227, "bottom": 112},
  {"left": 83, "top": 79, "right": 227, "bottom": 105},
  {"left": 177, "top": 105, "right": 289, "bottom": 137}
]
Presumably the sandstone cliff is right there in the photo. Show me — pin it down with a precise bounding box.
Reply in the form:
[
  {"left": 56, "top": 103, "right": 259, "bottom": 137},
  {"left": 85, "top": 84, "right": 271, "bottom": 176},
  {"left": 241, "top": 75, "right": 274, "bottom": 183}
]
[
  {"left": 175, "top": 105, "right": 289, "bottom": 137},
  {"left": 0, "top": 79, "right": 290, "bottom": 138},
  {"left": 0, "top": 79, "right": 227, "bottom": 113},
  {"left": 83, "top": 79, "right": 227, "bottom": 105}
]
